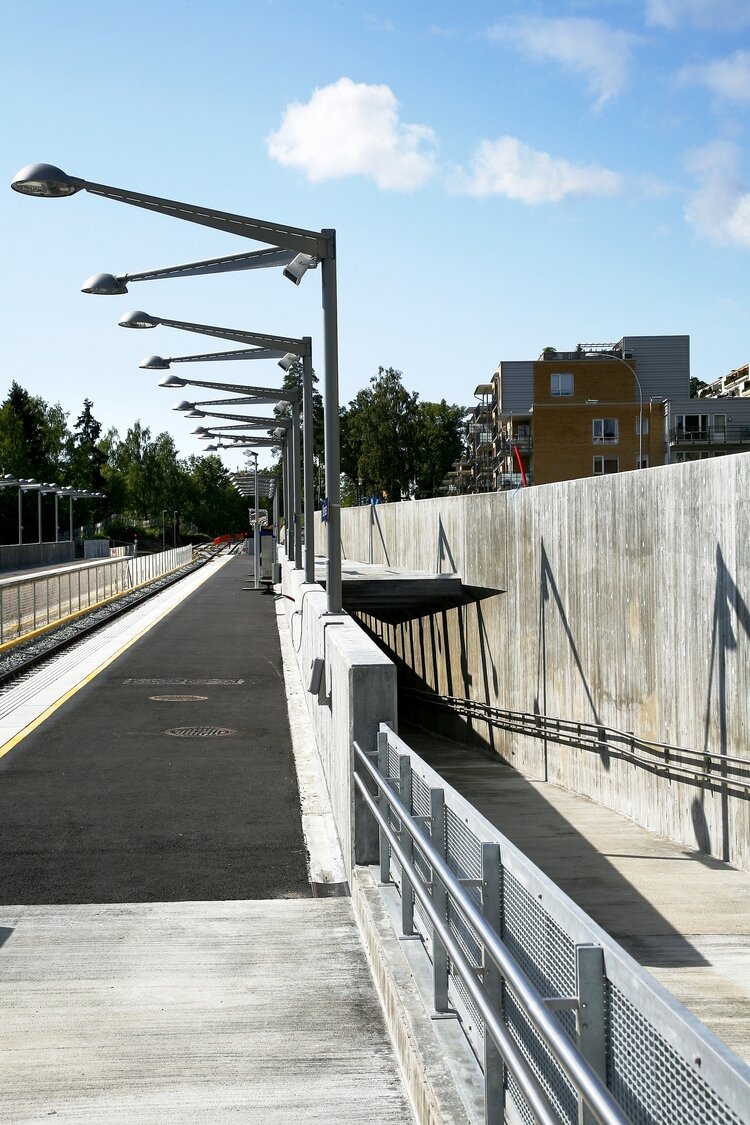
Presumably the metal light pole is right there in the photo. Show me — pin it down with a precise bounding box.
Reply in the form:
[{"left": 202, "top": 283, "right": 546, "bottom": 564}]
[
  {"left": 129, "top": 316, "right": 308, "bottom": 570},
  {"left": 162, "top": 509, "right": 168, "bottom": 551},
  {"left": 587, "top": 351, "right": 644, "bottom": 469},
  {"left": 12, "top": 163, "right": 342, "bottom": 613}
]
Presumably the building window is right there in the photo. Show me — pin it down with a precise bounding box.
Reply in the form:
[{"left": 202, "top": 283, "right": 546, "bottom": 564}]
[
  {"left": 636, "top": 416, "right": 649, "bottom": 436},
  {"left": 551, "top": 372, "right": 574, "bottom": 397},
  {"left": 637, "top": 454, "right": 649, "bottom": 469},
  {"left": 593, "top": 418, "right": 619, "bottom": 444},
  {"left": 593, "top": 456, "right": 619, "bottom": 475}
]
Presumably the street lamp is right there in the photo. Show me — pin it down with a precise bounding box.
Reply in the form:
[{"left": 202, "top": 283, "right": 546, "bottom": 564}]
[
  {"left": 12, "top": 163, "right": 342, "bottom": 613},
  {"left": 586, "top": 350, "right": 644, "bottom": 469},
  {"left": 123, "top": 312, "right": 309, "bottom": 578}
]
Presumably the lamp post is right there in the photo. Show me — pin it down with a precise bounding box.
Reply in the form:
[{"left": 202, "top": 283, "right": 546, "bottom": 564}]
[
  {"left": 126, "top": 314, "right": 308, "bottom": 574},
  {"left": 162, "top": 508, "right": 168, "bottom": 551},
  {"left": 12, "top": 163, "right": 342, "bottom": 613},
  {"left": 586, "top": 350, "right": 644, "bottom": 469}
]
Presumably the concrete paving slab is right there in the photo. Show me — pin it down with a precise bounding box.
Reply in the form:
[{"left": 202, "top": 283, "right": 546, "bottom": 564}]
[
  {"left": 402, "top": 722, "right": 750, "bottom": 1065},
  {"left": 0, "top": 899, "right": 414, "bottom": 1123}
]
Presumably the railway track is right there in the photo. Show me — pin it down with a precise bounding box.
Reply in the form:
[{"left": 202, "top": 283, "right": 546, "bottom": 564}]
[{"left": 0, "top": 549, "right": 224, "bottom": 689}]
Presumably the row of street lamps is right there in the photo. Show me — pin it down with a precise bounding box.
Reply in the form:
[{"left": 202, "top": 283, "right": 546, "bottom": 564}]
[
  {"left": 11, "top": 163, "right": 342, "bottom": 613},
  {"left": 0, "top": 476, "right": 102, "bottom": 545}
]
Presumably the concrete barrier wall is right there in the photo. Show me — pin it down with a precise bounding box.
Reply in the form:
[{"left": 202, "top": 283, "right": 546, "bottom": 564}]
[
  {"left": 0, "top": 542, "right": 74, "bottom": 571},
  {"left": 281, "top": 561, "right": 397, "bottom": 876},
  {"left": 318, "top": 454, "right": 750, "bottom": 869}
]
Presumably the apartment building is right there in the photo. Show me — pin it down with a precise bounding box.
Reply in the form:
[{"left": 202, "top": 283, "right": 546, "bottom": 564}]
[
  {"left": 697, "top": 362, "right": 750, "bottom": 400},
  {"left": 489, "top": 336, "right": 689, "bottom": 487}
]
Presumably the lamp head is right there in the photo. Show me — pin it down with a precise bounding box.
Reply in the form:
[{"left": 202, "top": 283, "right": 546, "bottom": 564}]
[
  {"left": 185, "top": 410, "right": 206, "bottom": 419},
  {"left": 11, "top": 163, "right": 81, "bottom": 197},
  {"left": 119, "top": 310, "right": 160, "bottom": 329},
  {"left": 81, "top": 272, "right": 128, "bottom": 296},
  {"left": 173, "top": 400, "right": 194, "bottom": 412},
  {"left": 278, "top": 353, "right": 297, "bottom": 371},
  {"left": 158, "top": 374, "right": 186, "bottom": 387},
  {"left": 282, "top": 253, "right": 317, "bottom": 286},
  {"left": 140, "top": 355, "right": 171, "bottom": 370},
  {"left": 204, "top": 444, "right": 218, "bottom": 452}
]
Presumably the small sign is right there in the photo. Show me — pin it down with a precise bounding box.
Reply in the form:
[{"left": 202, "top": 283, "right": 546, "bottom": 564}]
[{"left": 321, "top": 496, "right": 329, "bottom": 524}]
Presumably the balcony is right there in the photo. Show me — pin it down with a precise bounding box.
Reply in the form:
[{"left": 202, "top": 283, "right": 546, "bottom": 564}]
[{"left": 669, "top": 425, "right": 750, "bottom": 447}]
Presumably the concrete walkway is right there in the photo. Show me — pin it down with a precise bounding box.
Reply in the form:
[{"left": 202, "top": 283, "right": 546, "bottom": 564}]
[
  {"left": 0, "top": 558, "right": 414, "bottom": 1123},
  {"left": 403, "top": 723, "right": 750, "bottom": 1066}
]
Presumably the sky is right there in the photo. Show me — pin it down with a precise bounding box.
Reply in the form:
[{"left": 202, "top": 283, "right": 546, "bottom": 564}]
[{"left": 2, "top": 0, "right": 750, "bottom": 472}]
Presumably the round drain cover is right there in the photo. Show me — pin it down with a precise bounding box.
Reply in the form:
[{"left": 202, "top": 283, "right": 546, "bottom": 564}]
[
  {"left": 165, "top": 726, "right": 237, "bottom": 738},
  {"left": 150, "top": 695, "right": 208, "bottom": 702}
]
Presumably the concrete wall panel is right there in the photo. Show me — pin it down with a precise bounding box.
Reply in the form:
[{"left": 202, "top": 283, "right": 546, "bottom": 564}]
[{"left": 325, "top": 454, "right": 750, "bottom": 868}]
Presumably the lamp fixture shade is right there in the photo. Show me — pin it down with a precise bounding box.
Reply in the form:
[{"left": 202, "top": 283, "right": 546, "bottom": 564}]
[
  {"left": 119, "top": 310, "right": 159, "bottom": 329},
  {"left": 81, "top": 272, "right": 128, "bottom": 295},
  {"left": 11, "top": 163, "right": 81, "bottom": 197},
  {"left": 159, "top": 375, "right": 186, "bottom": 387},
  {"left": 140, "top": 355, "right": 170, "bottom": 369}
]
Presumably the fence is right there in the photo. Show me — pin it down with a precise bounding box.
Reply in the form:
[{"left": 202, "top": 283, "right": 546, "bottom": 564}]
[
  {"left": 356, "top": 724, "right": 750, "bottom": 1125},
  {"left": 0, "top": 546, "right": 193, "bottom": 645}
]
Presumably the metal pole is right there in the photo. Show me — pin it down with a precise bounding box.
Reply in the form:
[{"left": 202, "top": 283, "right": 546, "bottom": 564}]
[
  {"left": 37, "top": 490, "right": 42, "bottom": 544},
  {"left": 54, "top": 493, "right": 59, "bottom": 543},
  {"left": 162, "top": 509, "right": 167, "bottom": 551},
  {"left": 69, "top": 496, "right": 73, "bottom": 545},
  {"left": 281, "top": 439, "right": 289, "bottom": 557},
  {"left": 292, "top": 399, "right": 302, "bottom": 570},
  {"left": 253, "top": 454, "right": 259, "bottom": 590},
  {"left": 302, "top": 346, "right": 315, "bottom": 584},
  {"left": 321, "top": 235, "right": 342, "bottom": 614},
  {"left": 17, "top": 488, "right": 22, "bottom": 546},
  {"left": 173, "top": 510, "right": 178, "bottom": 548}
]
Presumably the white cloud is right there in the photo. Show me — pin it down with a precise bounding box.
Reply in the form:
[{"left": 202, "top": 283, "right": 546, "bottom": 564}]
[
  {"left": 680, "top": 51, "right": 750, "bottom": 101},
  {"left": 487, "top": 17, "right": 638, "bottom": 109},
  {"left": 646, "top": 0, "right": 750, "bottom": 30},
  {"left": 266, "top": 78, "right": 437, "bottom": 190},
  {"left": 684, "top": 140, "right": 750, "bottom": 249},
  {"left": 456, "top": 136, "right": 622, "bottom": 204}
]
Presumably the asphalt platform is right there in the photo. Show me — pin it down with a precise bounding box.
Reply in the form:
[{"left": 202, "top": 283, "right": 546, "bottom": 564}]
[{"left": 0, "top": 555, "right": 311, "bottom": 905}]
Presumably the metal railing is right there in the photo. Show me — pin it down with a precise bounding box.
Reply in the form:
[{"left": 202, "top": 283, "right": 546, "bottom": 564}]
[
  {"left": 354, "top": 725, "right": 750, "bottom": 1125},
  {"left": 402, "top": 688, "right": 750, "bottom": 799},
  {"left": 668, "top": 426, "right": 750, "bottom": 446},
  {"left": 0, "top": 546, "right": 193, "bottom": 645}
]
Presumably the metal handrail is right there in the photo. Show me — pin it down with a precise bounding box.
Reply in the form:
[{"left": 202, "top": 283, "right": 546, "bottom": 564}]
[
  {"left": 402, "top": 688, "right": 750, "bottom": 796},
  {"left": 354, "top": 740, "right": 630, "bottom": 1125}
]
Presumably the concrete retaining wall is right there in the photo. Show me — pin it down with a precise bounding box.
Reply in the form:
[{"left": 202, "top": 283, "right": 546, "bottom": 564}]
[
  {"left": 318, "top": 454, "right": 750, "bottom": 869},
  {"left": 281, "top": 561, "right": 397, "bottom": 876},
  {"left": 0, "top": 542, "right": 74, "bottom": 572}
]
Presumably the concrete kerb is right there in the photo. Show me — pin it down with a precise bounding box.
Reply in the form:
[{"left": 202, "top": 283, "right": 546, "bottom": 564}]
[
  {"left": 280, "top": 559, "right": 396, "bottom": 874},
  {"left": 278, "top": 557, "right": 475, "bottom": 1123}
]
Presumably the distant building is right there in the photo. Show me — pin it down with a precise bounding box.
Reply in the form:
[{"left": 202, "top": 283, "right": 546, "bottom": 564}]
[
  {"left": 490, "top": 336, "right": 688, "bottom": 487},
  {"left": 697, "top": 363, "right": 750, "bottom": 400}
]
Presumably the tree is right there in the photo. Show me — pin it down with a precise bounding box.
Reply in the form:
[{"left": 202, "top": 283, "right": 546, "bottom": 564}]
[
  {"left": 690, "top": 377, "right": 709, "bottom": 398},
  {"left": 68, "top": 398, "right": 108, "bottom": 498},
  {"left": 412, "top": 400, "right": 466, "bottom": 498},
  {"left": 341, "top": 367, "right": 419, "bottom": 501},
  {"left": 0, "top": 381, "right": 70, "bottom": 482}
]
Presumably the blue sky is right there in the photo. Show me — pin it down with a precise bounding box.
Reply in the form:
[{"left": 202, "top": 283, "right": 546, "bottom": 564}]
[{"left": 3, "top": 0, "right": 750, "bottom": 471}]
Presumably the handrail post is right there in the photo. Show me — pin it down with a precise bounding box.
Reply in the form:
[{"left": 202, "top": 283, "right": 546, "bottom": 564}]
[
  {"left": 399, "top": 754, "right": 415, "bottom": 937},
  {"left": 430, "top": 786, "right": 450, "bottom": 1014},
  {"left": 482, "top": 842, "right": 506, "bottom": 1124},
  {"left": 378, "top": 729, "right": 391, "bottom": 885},
  {"left": 576, "top": 943, "right": 607, "bottom": 1125}
]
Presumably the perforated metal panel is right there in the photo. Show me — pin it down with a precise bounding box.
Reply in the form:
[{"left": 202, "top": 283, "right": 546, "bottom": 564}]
[{"left": 371, "top": 725, "right": 750, "bottom": 1125}]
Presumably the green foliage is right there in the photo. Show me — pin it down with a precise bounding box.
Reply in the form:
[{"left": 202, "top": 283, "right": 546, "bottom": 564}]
[
  {"left": 690, "top": 377, "right": 709, "bottom": 398},
  {"left": 340, "top": 367, "right": 465, "bottom": 501}
]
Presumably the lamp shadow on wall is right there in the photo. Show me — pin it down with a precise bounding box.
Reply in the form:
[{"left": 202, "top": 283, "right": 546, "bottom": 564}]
[
  {"left": 369, "top": 505, "right": 391, "bottom": 567},
  {"left": 536, "top": 541, "right": 609, "bottom": 773},
  {"left": 694, "top": 543, "right": 750, "bottom": 863}
]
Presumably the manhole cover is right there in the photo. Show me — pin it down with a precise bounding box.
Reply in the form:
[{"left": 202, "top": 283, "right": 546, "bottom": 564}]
[
  {"left": 165, "top": 726, "right": 237, "bottom": 738},
  {"left": 123, "top": 678, "right": 244, "bottom": 686},
  {"left": 150, "top": 695, "right": 208, "bottom": 702}
]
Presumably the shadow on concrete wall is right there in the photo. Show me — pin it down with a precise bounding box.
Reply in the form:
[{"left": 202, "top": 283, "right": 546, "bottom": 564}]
[
  {"left": 0, "top": 927, "right": 14, "bottom": 950},
  {"left": 436, "top": 517, "right": 456, "bottom": 574},
  {"left": 535, "top": 541, "right": 609, "bottom": 778},
  {"left": 369, "top": 506, "right": 391, "bottom": 567},
  {"left": 693, "top": 544, "right": 750, "bottom": 862}
]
